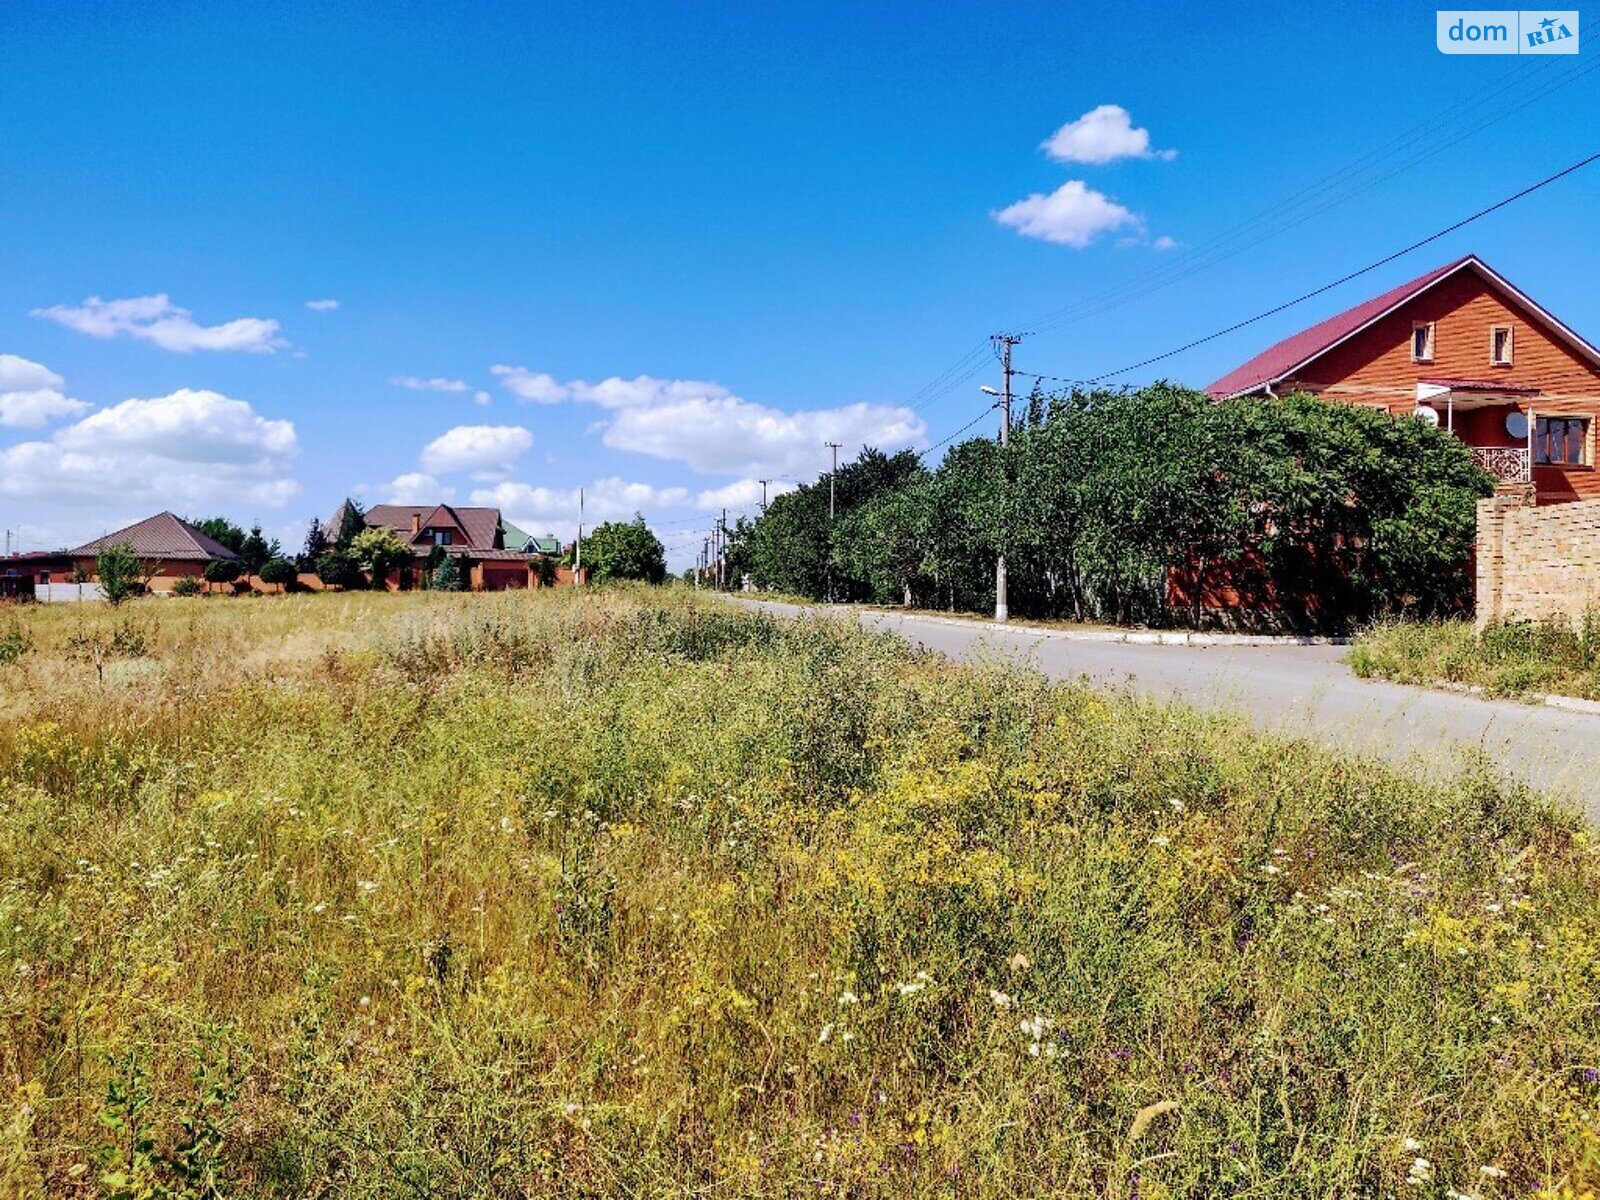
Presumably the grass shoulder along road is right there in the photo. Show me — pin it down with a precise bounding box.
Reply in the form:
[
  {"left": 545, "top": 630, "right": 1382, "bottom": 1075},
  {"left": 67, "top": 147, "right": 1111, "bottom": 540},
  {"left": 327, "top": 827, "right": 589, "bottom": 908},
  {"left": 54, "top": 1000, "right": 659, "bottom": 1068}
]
[
  {"left": 1, "top": 587, "right": 1597, "bottom": 1197},
  {"left": 1352, "top": 614, "right": 1600, "bottom": 702}
]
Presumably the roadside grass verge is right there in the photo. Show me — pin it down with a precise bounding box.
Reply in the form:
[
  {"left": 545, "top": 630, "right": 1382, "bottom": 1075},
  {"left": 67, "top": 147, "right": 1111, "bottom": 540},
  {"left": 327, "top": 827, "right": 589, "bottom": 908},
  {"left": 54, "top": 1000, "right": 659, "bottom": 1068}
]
[
  {"left": 1352, "top": 613, "right": 1600, "bottom": 700},
  {"left": 1, "top": 588, "right": 1597, "bottom": 1197}
]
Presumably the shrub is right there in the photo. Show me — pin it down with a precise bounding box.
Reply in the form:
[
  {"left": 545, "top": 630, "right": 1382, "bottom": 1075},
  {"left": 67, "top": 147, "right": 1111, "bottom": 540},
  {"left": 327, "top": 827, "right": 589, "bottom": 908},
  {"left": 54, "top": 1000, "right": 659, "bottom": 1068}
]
[
  {"left": 171, "top": 575, "right": 203, "bottom": 597},
  {"left": 534, "top": 555, "right": 558, "bottom": 588},
  {"left": 0, "top": 618, "right": 29, "bottom": 665},
  {"left": 349, "top": 527, "right": 410, "bottom": 590},
  {"left": 429, "top": 554, "right": 465, "bottom": 591},
  {"left": 258, "top": 558, "right": 297, "bottom": 591},
  {"left": 203, "top": 559, "right": 243, "bottom": 586},
  {"left": 315, "top": 551, "right": 364, "bottom": 590},
  {"left": 96, "top": 542, "right": 144, "bottom": 607}
]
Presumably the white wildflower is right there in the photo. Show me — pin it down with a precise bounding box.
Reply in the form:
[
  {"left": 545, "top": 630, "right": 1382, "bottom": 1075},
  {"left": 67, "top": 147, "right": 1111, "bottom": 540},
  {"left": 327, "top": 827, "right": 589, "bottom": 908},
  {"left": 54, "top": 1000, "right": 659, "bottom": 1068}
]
[
  {"left": 838, "top": 990, "right": 859, "bottom": 1006},
  {"left": 987, "top": 988, "right": 1013, "bottom": 1009},
  {"left": 1478, "top": 1165, "right": 1507, "bottom": 1178},
  {"left": 818, "top": 1023, "right": 834, "bottom": 1044}
]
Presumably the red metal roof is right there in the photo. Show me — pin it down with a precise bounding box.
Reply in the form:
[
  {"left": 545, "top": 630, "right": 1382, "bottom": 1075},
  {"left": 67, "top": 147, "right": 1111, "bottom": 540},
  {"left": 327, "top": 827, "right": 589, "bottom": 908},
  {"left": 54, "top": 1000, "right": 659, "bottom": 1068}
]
[
  {"left": 68, "top": 512, "right": 242, "bottom": 561},
  {"left": 1205, "top": 257, "right": 1473, "bottom": 399},
  {"left": 363, "top": 504, "right": 501, "bottom": 550}
]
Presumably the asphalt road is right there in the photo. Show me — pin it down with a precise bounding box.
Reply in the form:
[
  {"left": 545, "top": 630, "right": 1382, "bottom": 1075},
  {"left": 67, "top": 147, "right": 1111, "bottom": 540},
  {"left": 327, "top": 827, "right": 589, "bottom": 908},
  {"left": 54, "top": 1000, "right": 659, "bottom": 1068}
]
[{"left": 738, "top": 599, "right": 1597, "bottom": 816}]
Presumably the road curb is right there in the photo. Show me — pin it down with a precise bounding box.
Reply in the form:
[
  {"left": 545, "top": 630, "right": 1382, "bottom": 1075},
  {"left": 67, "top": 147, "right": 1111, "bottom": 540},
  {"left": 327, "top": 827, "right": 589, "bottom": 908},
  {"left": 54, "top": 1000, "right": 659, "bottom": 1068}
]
[{"left": 743, "top": 600, "right": 1351, "bottom": 647}]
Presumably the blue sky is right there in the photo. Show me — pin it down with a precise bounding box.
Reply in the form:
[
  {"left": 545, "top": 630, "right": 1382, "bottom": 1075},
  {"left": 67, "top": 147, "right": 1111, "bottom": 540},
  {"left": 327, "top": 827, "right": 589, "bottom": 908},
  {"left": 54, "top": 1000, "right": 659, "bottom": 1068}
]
[{"left": 3, "top": 1, "right": 1597, "bottom": 567}]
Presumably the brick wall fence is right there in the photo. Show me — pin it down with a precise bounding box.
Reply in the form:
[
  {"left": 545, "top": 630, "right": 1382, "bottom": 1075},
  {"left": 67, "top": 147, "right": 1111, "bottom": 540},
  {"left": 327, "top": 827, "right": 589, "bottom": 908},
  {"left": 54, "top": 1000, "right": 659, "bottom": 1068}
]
[{"left": 1476, "top": 491, "right": 1600, "bottom": 629}]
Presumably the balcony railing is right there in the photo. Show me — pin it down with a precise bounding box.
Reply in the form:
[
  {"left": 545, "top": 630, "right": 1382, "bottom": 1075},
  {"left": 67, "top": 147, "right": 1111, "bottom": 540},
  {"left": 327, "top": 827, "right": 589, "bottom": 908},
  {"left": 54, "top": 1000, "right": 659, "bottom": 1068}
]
[{"left": 1470, "top": 446, "right": 1531, "bottom": 484}]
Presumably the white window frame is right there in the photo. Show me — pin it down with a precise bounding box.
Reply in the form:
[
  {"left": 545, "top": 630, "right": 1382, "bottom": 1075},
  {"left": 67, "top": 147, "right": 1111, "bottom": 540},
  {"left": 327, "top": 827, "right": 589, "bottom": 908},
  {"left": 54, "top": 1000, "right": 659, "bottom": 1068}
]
[
  {"left": 1490, "top": 324, "right": 1513, "bottom": 366},
  {"left": 1411, "top": 321, "right": 1436, "bottom": 363}
]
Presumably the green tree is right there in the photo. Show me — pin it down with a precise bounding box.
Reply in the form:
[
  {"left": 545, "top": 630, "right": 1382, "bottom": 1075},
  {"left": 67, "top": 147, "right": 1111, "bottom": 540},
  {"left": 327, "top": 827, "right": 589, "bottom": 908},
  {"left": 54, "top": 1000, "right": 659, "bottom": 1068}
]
[
  {"left": 240, "top": 524, "right": 279, "bottom": 575},
  {"left": 331, "top": 500, "right": 366, "bottom": 551},
  {"left": 189, "top": 516, "right": 245, "bottom": 555},
  {"left": 349, "top": 527, "right": 411, "bottom": 589},
  {"left": 584, "top": 515, "right": 667, "bottom": 584},
  {"left": 298, "top": 518, "right": 330, "bottom": 572},
  {"left": 96, "top": 542, "right": 144, "bottom": 606},
  {"left": 258, "top": 558, "right": 297, "bottom": 592},
  {"left": 203, "top": 559, "right": 243, "bottom": 589},
  {"left": 429, "top": 553, "right": 465, "bottom": 591},
  {"left": 315, "top": 551, "right": 363, "bottom": 590}
]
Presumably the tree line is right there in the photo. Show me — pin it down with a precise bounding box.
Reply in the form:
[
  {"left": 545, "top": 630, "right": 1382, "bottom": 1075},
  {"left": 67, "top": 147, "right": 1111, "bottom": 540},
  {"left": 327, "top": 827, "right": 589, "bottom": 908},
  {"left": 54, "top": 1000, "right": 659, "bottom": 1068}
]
[{"left": 727, "top": 385, "right": 1494, "bottom": 631}]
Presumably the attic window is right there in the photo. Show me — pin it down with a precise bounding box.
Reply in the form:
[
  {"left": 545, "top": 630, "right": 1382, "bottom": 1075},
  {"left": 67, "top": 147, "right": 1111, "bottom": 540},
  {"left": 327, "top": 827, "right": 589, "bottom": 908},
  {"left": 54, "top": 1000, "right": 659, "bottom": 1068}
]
[
  {"left": 430, "top": 529, "right": 453, "bottom": 546},
  {"left": 1491, "top": 325, "right": 1513, "bottom": 366},
  {"left": 1411, "top": 322, "right": 1436, "bottom": 363}
]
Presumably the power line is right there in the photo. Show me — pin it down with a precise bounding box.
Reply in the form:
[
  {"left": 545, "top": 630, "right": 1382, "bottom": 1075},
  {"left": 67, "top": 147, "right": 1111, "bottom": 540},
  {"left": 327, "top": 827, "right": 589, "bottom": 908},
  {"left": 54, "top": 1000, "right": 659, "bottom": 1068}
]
[
  {"left": 919, "top": 401, "right": 998, "bottom": 460},
  {"left": 1076, "top": 149, "right": 1600, "bottom": 384},
  {"left": 1010, "top": 56, "right": 1600, "bottom": 339}
]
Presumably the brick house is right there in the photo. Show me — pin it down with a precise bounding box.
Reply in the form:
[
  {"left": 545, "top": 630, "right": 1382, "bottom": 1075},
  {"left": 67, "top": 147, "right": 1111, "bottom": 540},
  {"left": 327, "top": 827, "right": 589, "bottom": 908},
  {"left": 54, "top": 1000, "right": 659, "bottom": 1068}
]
[
  {"left": 334, "top": 501, "right": 578, "bottom": 590},
  {"left": 1207, "top": 254, "right": 1600, "bottom": 504},
  {"left": 0, "top": 512, "right": 242, "bottom": 598}
]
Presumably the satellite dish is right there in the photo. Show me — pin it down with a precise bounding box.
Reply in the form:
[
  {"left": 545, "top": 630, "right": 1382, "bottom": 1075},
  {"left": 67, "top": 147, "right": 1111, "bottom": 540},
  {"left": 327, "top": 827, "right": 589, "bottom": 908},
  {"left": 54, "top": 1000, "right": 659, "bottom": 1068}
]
[
  {"left": 1414, "top": 405, "right": 1440, "bottom": 427},
  {"left": 1506, "top": 411, "right": 1529, "bottom": 439}
]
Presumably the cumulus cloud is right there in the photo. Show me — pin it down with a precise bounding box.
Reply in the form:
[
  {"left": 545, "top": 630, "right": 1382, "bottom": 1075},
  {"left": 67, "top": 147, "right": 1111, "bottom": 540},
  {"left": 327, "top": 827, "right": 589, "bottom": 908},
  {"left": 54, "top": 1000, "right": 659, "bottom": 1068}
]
[
  {"left": 0, "top": 353, "right": 90, "bottom": 428},
  {"left": 1042, "top": 105, "right": 1175, "bottom": 165},
  {"left": 473, "top": 390, "right": 490, "bottom": 407},
  {"left": 1151, "top": 235, "right": 1180, "bottom": 251},
  {"left": 0, "top": 388, "right": 299, "bottom": 514},
  {"left": 470, "top": 477, "right": 691, "bottom": 541},
  {"left": 491, "top": 367, "right": 923, "bottom": 477},
  {"left": 32, "top": 294, "right": 286, "bottom": 354},
  {"left": 693, "top": 477, "right": 797, "bottom": 510},
  {"left": 305, "top": 299, "right": 340, "bottom": 312},
  {"left": 381, "top": 472, "right": 454, "bottom": 503},
  {"left": 419, "top": 424, "right": 533, "bottom": 480},
  {"left": 992, "top": 181, "right": 1139, "bottom": 248},
  {"left": 392, "top": 375, "right": 471, "bottom": 394}
]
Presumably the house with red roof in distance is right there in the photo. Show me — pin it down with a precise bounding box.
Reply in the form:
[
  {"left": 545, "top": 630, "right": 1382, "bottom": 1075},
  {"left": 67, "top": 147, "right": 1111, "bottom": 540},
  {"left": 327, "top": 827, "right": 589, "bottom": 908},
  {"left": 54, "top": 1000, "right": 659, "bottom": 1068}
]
[
  {"left": 1207, "top": 255, "right": 1600, "bottom": 505},
  {"left": 331, "top": 500, "right": 579, "bottom": 590},
  {"left": 0, "top": 512, "right": 242, "bottom": 599}
]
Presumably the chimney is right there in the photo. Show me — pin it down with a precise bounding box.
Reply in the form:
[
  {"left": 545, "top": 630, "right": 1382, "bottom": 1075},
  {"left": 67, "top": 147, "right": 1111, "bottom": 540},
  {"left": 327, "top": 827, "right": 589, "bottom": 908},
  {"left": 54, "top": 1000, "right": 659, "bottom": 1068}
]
[{"left": 411, "top": 512, "right": 422, "bottom": 536}]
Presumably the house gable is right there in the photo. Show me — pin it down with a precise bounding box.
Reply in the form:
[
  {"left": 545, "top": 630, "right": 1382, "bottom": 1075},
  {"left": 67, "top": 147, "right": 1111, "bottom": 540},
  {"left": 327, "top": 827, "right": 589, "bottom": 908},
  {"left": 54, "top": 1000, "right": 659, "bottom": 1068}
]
[
  {"left": 1208, "top": 256, "right": 1600, "bottom": 404},
  {"left": 1290, "top": 264, "right": 1600, "bottom": 407}
]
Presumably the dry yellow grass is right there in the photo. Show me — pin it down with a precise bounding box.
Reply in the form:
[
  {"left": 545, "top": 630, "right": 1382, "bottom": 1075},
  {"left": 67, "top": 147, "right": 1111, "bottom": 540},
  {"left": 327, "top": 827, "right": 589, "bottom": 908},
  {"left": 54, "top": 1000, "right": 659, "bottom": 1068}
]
[{"left": 1, "top": 587, "right": 1597, "bottom": 1198}]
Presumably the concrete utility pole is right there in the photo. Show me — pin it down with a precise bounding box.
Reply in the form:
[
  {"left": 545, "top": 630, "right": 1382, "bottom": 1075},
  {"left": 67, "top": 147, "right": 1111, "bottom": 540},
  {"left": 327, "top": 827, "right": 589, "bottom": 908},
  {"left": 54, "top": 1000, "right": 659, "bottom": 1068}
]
[
  {"left": 991, "top": 333, "right": 1023, "bottom": 623},
  {"left": 719, "top": 509, "right": 729, "bottom": 591},
  {"left": 574, "top": 486, "right": 584, "bottom": 584},
  {"left": 825, "top": 441, "right": 842, "bottom": 602},
  {"left": 759, "top": 479, "right": 770, "bottom": 513}
]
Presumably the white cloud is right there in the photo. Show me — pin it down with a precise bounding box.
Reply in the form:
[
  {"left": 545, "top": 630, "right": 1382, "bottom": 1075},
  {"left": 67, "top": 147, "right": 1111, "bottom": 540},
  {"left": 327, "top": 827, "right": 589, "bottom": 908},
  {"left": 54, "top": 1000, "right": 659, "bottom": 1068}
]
[
  {"left": 694, "top": 477, "right": 797, "bottom": 510},
  {"left": 0, "top": 388, "right": 299, "bottom": 516},
  {"left": 1152, "top": 235, "right": 1180, "bottom": 251},
  {"left": 0, "top": 353, "right": 89, "bottom": 428},
  {"left": 492, "top": 367, "right": 923, "bottom": 477},
  {"left": 992, "top": 181, "right": 1139, "bottom": 248},
  {"left": 392, "top": 375, "right": 471, "bottom": 394},
  {"left": 32, "top": 294, "right": 286, "bottom": 354},
  {"left": 1042, "top": 105, "right": 1175, "bottom": 165},
  {"left": 473, "top": 390, "right": 490, "bottom": 406},
  {"left": 419, "top": 424, "right": 533, "bottom": 480},
  {"left": 470, "top": 477, "right": 691, "bottom": 541},
  {"left": 382, "top": 472, "right": 454, "bottom": 504},
  {"left": 305, "top": 299, "right": 340, "bottom": 312},
  {"left": 492, "top": 366, "right": 573, "bottom": 404}
]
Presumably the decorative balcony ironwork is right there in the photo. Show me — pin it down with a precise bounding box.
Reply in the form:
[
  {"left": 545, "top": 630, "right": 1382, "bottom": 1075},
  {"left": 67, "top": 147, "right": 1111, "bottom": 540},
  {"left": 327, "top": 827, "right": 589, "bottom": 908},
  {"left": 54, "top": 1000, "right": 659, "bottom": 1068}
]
[{"left": 1470, "top": 446, "right": 1531, "bottom": 484}]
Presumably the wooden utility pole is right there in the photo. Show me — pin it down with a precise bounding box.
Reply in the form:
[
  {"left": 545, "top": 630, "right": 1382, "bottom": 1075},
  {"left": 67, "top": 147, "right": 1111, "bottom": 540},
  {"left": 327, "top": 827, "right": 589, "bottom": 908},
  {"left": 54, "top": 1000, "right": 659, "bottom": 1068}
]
[
  {"left": 992, "top": 333, "right": 1022, "bottom": 623},
  {"left": 759, "top": 479, "right": 770, "bottom": 512}
]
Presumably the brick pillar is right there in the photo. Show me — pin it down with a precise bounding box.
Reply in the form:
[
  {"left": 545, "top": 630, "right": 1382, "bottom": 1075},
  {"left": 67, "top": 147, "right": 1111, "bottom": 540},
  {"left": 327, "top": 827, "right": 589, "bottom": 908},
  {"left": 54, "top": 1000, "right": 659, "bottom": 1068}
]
[{"left": 1475, "top": 495, "right": 1510, "bottom": 630}]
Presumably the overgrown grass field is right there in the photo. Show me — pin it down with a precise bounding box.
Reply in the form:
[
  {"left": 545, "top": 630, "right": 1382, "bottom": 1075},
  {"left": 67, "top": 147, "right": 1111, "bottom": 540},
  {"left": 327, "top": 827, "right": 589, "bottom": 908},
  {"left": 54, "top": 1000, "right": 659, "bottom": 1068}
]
[
  {"left": 1352, "top": 615, "right": 1600, "bottom": 701},
  {"left": 2, "top": 589, "right": 1598, "bottom": 1197}
]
